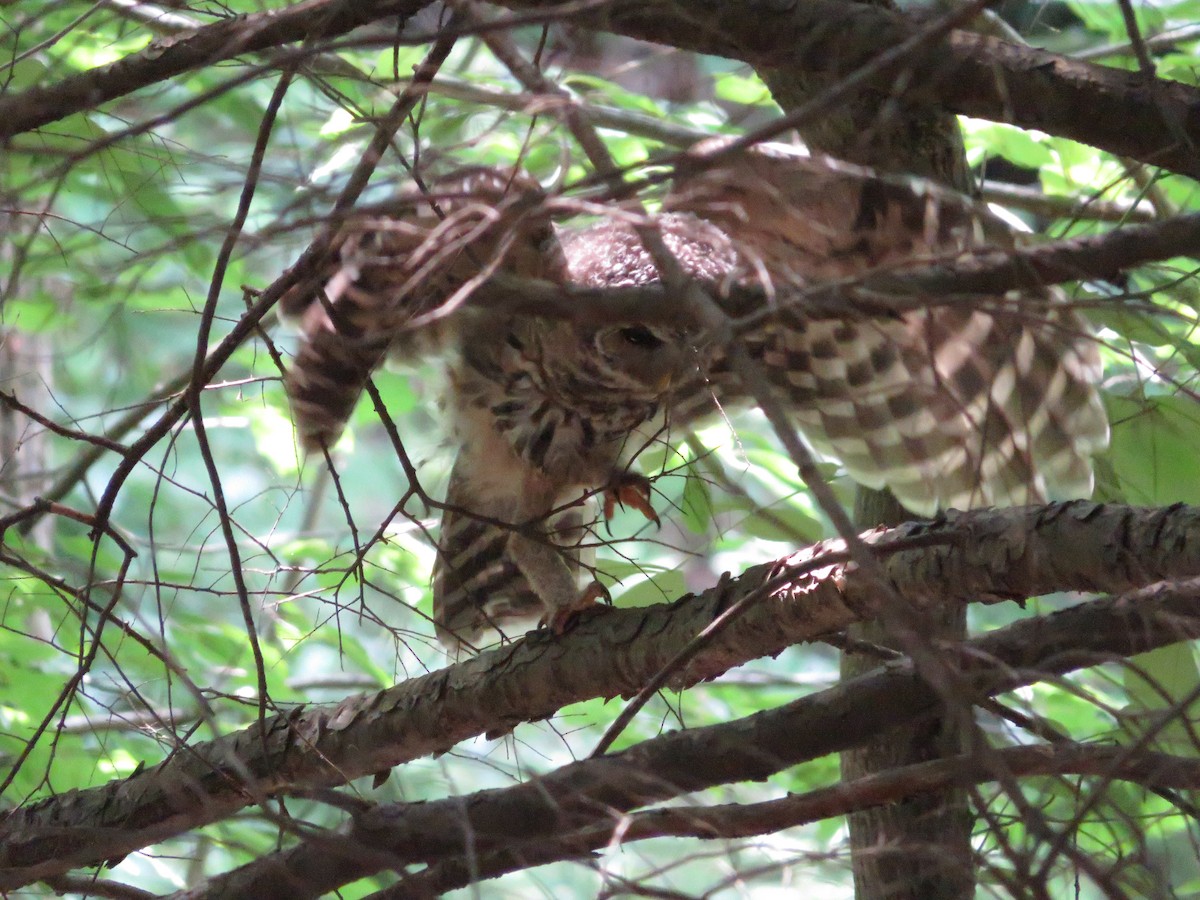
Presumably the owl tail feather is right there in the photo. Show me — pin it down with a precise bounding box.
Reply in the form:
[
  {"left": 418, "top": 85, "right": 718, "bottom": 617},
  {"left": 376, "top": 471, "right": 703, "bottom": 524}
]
[{"left": 285, "top": 296, "right": 391, "bottom": 453}]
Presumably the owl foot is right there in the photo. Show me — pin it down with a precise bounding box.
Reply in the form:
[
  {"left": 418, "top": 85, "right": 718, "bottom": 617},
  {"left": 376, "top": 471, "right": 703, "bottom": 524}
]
[
  {"left": 544, "top": 580, "right": 610, "bottom": 636},
  {"left": 603, "top": 473, "right": 660, "bottom": 527}
]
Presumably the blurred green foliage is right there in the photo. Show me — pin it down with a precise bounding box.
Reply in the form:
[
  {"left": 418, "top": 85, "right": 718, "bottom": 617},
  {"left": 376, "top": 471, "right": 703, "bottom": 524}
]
[{"left": 1, "top": 0, "right": 1199, "bottom": 896}]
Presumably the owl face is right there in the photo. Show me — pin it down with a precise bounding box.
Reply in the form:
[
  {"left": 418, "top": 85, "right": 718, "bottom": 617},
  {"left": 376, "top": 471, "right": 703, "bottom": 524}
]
[
  {"left": 517, "top": 317, "right": 702, "bottom": 410},
  {"left": 590, "top": 323, "right": 700, "bottom": 400}
]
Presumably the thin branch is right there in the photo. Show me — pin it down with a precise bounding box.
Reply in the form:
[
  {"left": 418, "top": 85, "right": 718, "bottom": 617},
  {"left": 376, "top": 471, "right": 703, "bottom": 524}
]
[
  {"left": 3, "top": 502, "right": 1200, "bottom": 888},
  {"left": 98, "top": 0, "right": 199, "bottom": 33},
  {"left": 0, "top": 389, "right": 130, "bottom": 456},
  {"left": 466, "top": 208, "right": 1200, "bottom": 329},
  {"left": 184, "top": 576, "right": 1200, "bottom": 898},
  {"left": 40, "top": 873, "right": 155, "bottom": 900},
  {"left": 1115, "top": 0, "right": 1158, "bottom": 80},
  {"left": 185, "top": 63, "right": 295, "bottom": 738},
  {"left": 393, "top": 743, "right": 1200, "bottom": 896},
  {"left": 422, "top": 76, "right": 708, "bottom": 148},
  {"left": 980, "top": 180, "right": 1156, "bottom": 225},
  {"left": 1076, "top": 23, "right": 1200, "bottom": 62}
]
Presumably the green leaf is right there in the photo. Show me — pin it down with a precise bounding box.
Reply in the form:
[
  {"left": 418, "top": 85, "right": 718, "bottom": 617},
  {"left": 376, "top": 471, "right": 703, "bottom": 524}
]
[
  {"left": 738, "top": 501, "right": 823, "bottom": 544},
  {"left": 1065, "top": 0, "right": 1165, "bottom": 40},
  {"left": 1122, "top": 644, "right": 1200, "bottom": 755},
  {"left": 562, "top": 74, "right": 665, "bottom": 116},
  {"left": 961, "top": 119, "right": 1052, "bottom": 170},
  {"left": 611, "top": 570, "right": 689, "bottom": 608},
  {"left": 714, "top": 73, "right": 773, "bottom": 107},
  {"left": 249, "top": 402, "right": 304, "bottom": 478},
  {"left": 680, "top": 469, "right": 713, "bottom": 534},
  {"left": 1102, "top": 393, "right": 1200, "bottom": 505}
]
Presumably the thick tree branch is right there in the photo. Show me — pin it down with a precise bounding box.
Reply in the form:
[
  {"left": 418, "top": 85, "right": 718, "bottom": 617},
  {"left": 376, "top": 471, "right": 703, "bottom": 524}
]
[
  {"left": 381, "top": 738, "right": 1200, "bottom": 896},
  {"left": 863, "top": 209, "right": 1200, "bottom": 295},
  {"left": 186, "top": 577, "right": 1200, "bottom": 898},
  {"left": 3, "top": 502, "right": 1200, "bottom": 888},
  {"left": 0, "top": 0, "right": 428, "bottom": 141},
  {"left": 490, "top": 0, "right": 1200, "bottom": 179},
  {"left": 3, "top": 1, "right": 1199, "bottom": 179},
  {"left": 472, "top": 209, "right": 1200, "bottom": 327}
]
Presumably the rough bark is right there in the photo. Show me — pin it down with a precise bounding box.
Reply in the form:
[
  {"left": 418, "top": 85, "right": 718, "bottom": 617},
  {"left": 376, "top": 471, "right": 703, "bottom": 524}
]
[
  {"left": 2, "top": 502, "right": 1198, "bottom": 889},
  {"left": 393, "top": 744, "right": 1200, "bottom": 897},
  {"left": 181, "top": 575, "right": 1200, "bottom": 899},
  {"left": 747, "top": 0, "right": 978, "bottom": 893},
  {"left": 2, "top": 1, "right": 1199, "bottom": 178}
]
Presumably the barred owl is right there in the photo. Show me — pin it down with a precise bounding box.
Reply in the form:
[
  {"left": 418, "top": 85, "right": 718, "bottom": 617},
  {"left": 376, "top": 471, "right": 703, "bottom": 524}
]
[
  {"left": 282, "top": 170, "right": 717, "bottom": 651},
  {"left": 283, "top": 145, "right": 1108, "bottom": 652},
  {"left": 431, "top": 304, "right": 706, "bottom": 649}
]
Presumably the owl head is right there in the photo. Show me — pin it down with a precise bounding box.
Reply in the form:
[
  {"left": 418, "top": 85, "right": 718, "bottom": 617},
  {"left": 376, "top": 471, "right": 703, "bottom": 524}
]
[
  {"left": 517, "top": 317, "right": 705, "bottom": 411},
  {"left": 591, "top": 322, "right": 700, "bottom": 398}
]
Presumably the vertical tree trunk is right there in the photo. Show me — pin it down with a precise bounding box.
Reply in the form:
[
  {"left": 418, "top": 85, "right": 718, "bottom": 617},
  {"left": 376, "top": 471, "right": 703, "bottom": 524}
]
[
  {"left": 841, "top": 488, "right": 974, "bottom": 900},
  {"left": 0, "top": 332, "right": 54, "bottom": 548},
  {"left": 757, "top": 20, "right": 976, "bottom": 899},
  {"left": 0, "top": 208, "right": 55, "bottom": 551}
]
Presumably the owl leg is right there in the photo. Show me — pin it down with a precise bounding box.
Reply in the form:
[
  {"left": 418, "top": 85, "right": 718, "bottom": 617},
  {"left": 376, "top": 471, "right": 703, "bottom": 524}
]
[
  {"left": 507, "top": 532, "right": 606, "bottom": 636},
  {"left": 545, "top": 580, "right": 609, "bottom": 635},
  {"left": 603, "top": 472, "right": 661, "bottom": 527}
]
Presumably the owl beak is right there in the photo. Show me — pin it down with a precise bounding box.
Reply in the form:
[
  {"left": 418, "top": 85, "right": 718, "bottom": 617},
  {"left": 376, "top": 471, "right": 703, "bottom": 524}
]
[{"left": 657, "top": 372, "right": 674, "bottom": 393}]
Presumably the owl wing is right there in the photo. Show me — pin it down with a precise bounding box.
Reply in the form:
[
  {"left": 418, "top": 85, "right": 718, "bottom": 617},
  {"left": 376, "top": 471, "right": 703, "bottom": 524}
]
[
  {"left": 664, "top": 144, "right": 1108, "bottom": 514},
  {"left": 697, "top": 305, "right": 1107, "bottom": 516},
  {"left": 283, "top": 168, "right": 563, "bottom": 452}
]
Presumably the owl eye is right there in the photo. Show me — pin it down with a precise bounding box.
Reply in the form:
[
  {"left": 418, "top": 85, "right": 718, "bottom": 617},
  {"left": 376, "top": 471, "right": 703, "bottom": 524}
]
[{"left": 619, "top": 326, "right": 663, "bottom": 349}]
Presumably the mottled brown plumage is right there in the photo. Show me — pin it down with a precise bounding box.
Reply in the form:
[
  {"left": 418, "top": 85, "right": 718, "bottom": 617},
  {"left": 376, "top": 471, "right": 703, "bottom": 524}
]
[
  {"left": 432, "top": 308, "right": 702, "bottom": 649},
  {"left": 283, "top": 144, "right": 1109, "bottom": 652},
  {"left": 664, "top": 143, "right": 1107, "bottom": 514},
  {"left": 283, "top": 170, "right": 711, "bottom": 651},
  {"left": 283, "top": 168, "right": 565, "bottom": 452}
]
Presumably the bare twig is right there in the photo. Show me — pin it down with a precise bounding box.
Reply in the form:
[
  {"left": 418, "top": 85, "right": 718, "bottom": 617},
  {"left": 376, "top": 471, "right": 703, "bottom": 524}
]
[
  {"left": 394, "top": 743, "right": 1200, "bottom": 896},
  {"left": 186, "top": 65, "right": 296, "bottom": 734},
  {"left": 181, "top": 575, "right": 1200, "bottom": 898},
  {"left": 5, "top": 501, "right": 1197, "bottom": 888}
]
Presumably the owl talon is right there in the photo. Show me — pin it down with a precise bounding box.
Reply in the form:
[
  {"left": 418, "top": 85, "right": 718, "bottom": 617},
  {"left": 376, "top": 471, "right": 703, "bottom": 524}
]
[
  {"left": 544, "top": 580, "right": 610, "bottom": 635},
  {"left": 603, "top": 473, "right": 660, "bottom": 527}
]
